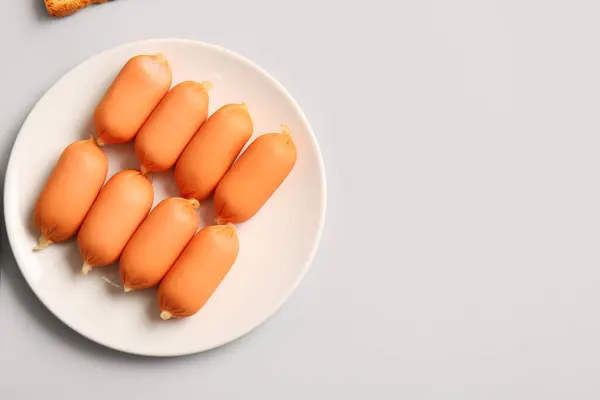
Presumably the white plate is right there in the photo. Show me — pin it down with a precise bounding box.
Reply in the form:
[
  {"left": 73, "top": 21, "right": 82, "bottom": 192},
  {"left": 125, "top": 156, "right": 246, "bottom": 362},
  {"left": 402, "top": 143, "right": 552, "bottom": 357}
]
[{"left": 4, "top": 38, "right": 326, "bottom": 356}]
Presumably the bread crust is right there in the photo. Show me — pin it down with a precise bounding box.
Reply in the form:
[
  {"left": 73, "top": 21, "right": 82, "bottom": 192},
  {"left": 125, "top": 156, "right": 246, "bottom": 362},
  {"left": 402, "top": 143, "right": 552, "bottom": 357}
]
[{"left": 44, "top": 0, "right": 111, "bottom": 17}]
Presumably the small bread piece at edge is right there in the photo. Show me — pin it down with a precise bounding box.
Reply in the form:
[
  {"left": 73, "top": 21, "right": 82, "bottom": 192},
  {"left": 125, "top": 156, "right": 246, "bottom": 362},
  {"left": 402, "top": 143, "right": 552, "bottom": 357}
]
[{"left": 44, "top": 0, "right": 111, "bottom": 18}]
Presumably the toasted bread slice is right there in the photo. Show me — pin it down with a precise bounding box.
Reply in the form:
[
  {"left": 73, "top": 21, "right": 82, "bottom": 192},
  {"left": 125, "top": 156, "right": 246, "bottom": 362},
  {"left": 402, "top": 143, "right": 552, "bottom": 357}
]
[{"left": 44, "top": 0, "right": 111, "bottom": 17}]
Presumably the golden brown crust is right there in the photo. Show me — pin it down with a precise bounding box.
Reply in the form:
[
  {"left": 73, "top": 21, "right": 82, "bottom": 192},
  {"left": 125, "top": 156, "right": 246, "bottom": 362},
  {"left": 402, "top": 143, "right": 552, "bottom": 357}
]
[{"left": 44, "top": 0, "right": 111, "bottom": 18}]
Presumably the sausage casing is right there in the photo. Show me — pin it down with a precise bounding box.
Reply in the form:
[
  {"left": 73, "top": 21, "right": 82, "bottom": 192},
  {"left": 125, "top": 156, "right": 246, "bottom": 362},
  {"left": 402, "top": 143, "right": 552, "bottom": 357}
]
[
  {"left": 214, "top": 125, "right": 296, "bottom": 224},
  {"left": 77, "top": 170, "right": 154, "bottom": 275},
  {"left": 135, "top": 81, "right": 210, "bottom": 173},
  {"left": 119, "top": 197, "right": 199, "bottom": 291},
  {"left": 94, "top": 54, "right": 172, "bottom": 144},
  {"left": 33, "top": 137, "right": 108, "bottom": 250},
  {"left": 157, "top": 224, "right": 239, "bottom": 319},
  {"left": 174, "top": 103, "right": 253, "bottom": 201}
]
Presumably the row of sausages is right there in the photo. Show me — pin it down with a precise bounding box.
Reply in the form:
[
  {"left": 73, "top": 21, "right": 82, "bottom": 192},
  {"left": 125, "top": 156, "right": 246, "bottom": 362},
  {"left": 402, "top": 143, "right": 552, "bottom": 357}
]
[{"left": 33, "top": 53, "right": 297, "bottom": 320}]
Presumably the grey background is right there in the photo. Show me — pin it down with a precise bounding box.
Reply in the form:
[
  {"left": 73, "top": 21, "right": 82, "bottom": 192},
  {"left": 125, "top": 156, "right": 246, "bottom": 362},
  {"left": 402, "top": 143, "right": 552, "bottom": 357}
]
[{"left": 1, "top": 0, "right": 600, "bottom": 398}]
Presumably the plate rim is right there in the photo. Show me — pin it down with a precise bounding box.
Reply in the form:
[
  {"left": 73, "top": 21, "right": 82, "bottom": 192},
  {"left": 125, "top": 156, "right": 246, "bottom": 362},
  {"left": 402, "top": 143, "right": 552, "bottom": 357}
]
[{"left": 3, "top": 37, "right": 327, "bottom": 357}]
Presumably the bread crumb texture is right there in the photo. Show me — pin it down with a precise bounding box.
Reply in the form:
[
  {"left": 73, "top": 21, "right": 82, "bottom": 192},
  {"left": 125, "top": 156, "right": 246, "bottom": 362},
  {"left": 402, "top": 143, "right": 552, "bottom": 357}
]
[{"left": 44, "top": 0, "right": 111, "bottom": 18}]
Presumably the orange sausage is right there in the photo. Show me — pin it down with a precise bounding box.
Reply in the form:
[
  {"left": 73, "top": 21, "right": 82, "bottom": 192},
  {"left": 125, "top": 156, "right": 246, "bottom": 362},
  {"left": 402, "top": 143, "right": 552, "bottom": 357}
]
[
  {"left": 214, "top": 125, "right": 297, "bottom": 224},
  {"left": 174, "top": 103, "right": 253, "bottom": 201},
  {"left": 157, "top": 224, "right": 239, "bottom": 320},
  {"left": 33, "top": 137, "right": 108, "bottom": 250},
  {"left": 94, "top": 54, "right": 172, "bottom": 144},
  {"left": 77, "top": 170, "right": 154, "bottom": 275},
  {"left": 119, "top": 197, "right": 200, "bottom": 291},
  {"left": 134, "top": 81, "right": 211, "bottom": 174}
]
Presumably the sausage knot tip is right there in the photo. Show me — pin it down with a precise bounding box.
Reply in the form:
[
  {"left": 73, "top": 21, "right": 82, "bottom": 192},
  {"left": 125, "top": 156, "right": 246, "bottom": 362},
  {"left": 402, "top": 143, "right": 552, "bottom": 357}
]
[
  {"left": 33, "top": 236, "right": 53, "bottom": 252},
  {"left": 82, "top": 262, "right": 93, "bottom": 276},
  {"left": 200, "top": 81, "right": 213, "bottom": 91},
  {"left": 154, "top": 52, "right": 167, "bottom": 64},
  {"left": 160, "top": 311, "right": 173, "bottom": 320},
  {"left": 187, "top": 198, "right": 200, "bottom": 209}
]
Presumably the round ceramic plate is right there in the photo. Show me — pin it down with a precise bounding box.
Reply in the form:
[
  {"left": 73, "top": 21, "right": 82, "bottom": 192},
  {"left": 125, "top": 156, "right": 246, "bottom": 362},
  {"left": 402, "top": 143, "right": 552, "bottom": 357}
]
[{"left": 4, "top": 38, "right": 326, "bottom": 356}]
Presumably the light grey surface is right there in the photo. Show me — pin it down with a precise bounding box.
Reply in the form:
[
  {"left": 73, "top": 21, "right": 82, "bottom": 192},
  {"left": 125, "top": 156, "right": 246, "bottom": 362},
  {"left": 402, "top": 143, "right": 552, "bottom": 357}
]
[{"left": 2, "top": 0, "right": 600, "bottom": 398}]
